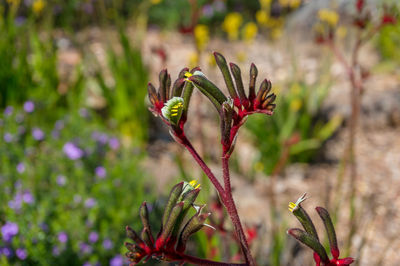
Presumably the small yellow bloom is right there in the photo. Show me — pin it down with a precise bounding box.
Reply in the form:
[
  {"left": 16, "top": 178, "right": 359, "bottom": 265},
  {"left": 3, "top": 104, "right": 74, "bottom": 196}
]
[
  {"left": 336, "top": 26, "right": 347, "bottom": 39},
  {"left": 32, "top": 0, "right": 45, "bottom": 15},
  {"left": 290, "top": 99, "right": 302, "bottom": 111},
  {"left": 189, "top": 180, "right": 201, "bottom": 189},
  {"left": 194, "top": 24, "right": 209, "bottom": 51},
  {"left": 318, "top": 9, "right": 339, "bottom": 27},
  {"left": 150, "top": 0, "right": 162, "bottom": 5},
  {"left": 188, "top": 52, "right": 199, "bottom": 68},
  {"left": 207, "top": 54, "right": 216, "bottom": 67},
  {"left": 288, "top": 193, "right": 307, "bottom": 212},
  {"left": 222, "top": 12, "right": 243, "bottom": 41},
  {"left": 242, "top": 22, "right": 258, "bottom": 43},
  {"left": 256, "top": 10, "right": 270, "bottom": 26},
  {"left": 270, "top": 27, "right": 283, "bottom": 39},
  {"left": 259, "top": 0, "right": 272, "bottom": 8}
]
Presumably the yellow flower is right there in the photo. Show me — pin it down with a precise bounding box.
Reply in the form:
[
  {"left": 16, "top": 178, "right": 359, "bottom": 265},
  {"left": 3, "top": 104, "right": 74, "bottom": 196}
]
[
  {"left": 242, "top": 22, "right": 258, "bottom": 43},
  {"left": 279, "top": 0, "right": 301, "bottom": 8},
  {"left": 318, "top": 9, "right": 339, "bottom": 27},
  {"left": 207, "top": 54, "right": 216, "bottom": 67},
  {"left": 336, "top": 26, "right": 347, "bottom": 39},
  {"left": 194, "top": 24, "right": 209, "bottom": 51},
  {"left": 259, "top": 0, "right": 272, "bottom": 8},
  {"left": 32, "top": 0, "right": 45, "bottom": 15},
  {"left": 270, "top": 27, "right": 283, "bottom": 39},
  {"left": 188, "top": 52, "right": 199, "bottom": 68},
  {"left": 256, "top": 10, "right": 270, "bottom": 26},
  {"left": 150, "top": 0, "right": 162, "bottom": 5},
  {"left": 290, "top": 99, "right": 302, "bottom": 111},
  {"left": 189, "top": 180, "right": 201, "bottom": 189},
  {"left": 222, "top": 12, "right": 243, "bottom": 41},
  {"left": 288, "top": 193, "right": 307, "bottom": 212}
]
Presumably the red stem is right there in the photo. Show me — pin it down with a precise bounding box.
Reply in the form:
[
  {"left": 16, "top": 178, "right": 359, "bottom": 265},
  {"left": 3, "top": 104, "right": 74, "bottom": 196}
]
[
  {"left": 180, "top": 136, "right": 226, "bottom": 197},
  {"left": 222, "top": 156, "right": 256, "bottom": 266}
]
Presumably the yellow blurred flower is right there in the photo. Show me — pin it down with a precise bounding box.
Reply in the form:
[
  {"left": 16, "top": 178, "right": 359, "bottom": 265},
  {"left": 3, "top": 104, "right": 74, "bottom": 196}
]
[
  {"left": 32, "top": 0, "right": 45, "bottom": 15},
  {"left": 236, "top": 51, "right": 247, "bottom": 63},
  {"left": 279, "top": 0, "right": 301, "bottom": 9},
  {"left": 150, "top": 0, "right": 162, "bottom": 4},
  {"left": 222, "top": 12, "right": 243, "bottom": 41},
  {"left": 194, "top": 24, "right": 209, "bottom": 51},
  {"left": 207, "top": 54, "right": 216, "bottom": 67},
  {"left": 259, "top": 0, "right": 272, "bottom": 8},
  {"left": 188, "top": 52, "right": 199, "bottom": 68},
  {"left": 256, "top": 10, "right": 269, "bottom": 26},
  {"left": 290, "top": 99, "right": 302, "bottom": 111},
  {"left": 336, "top": 26, "right": 347, "bottom": 39},
  {"left": 242, "top": 22, "right": 258, "bottom": 43},
  {"left": 318, "top": 9, "right": 339, "bottom": 27},
  {"left": 270, "top": 27, "right": 283, "bottom": 39}
]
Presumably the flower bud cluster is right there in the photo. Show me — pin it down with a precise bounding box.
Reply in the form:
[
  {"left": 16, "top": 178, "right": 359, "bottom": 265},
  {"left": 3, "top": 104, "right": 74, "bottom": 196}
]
[
  {"left": 287, "top": 194, "right": 354, "bottom": 266},
  {"left": 125, "top": 181, "right": 211, "bottom": 265}
]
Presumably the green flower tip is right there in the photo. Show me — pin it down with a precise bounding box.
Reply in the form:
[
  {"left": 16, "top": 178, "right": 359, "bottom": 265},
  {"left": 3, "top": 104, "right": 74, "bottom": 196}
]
[{"left": 161, "top": 97, "right": 184, "bottom": 125}]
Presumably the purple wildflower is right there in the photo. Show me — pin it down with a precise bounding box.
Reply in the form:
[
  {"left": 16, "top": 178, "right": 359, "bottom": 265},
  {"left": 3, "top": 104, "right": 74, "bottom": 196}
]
[
  {"left": 95, "top": 166, "right": 106, "bottom": 179},
  {"left": 0, "top": 247, "right": 13, "bottom": 258},
  {"left": 56, "top": 175, "right": 67, "bottom": 186},
  {"left": 55, "top": 120, "right": 64, "bottom": 130},
  {"left": 16, "top": 248, "right": 27, "bottom": 260},
  {"left": 102, "top": 239, "right": 113, "bottom": 250},
  {"left": 83, "top": 262, "right": 92, "bottom": 266},
  {"left": 8, "top": 192, "right": 23, "bottom": 210},
  {"left": 84, "top": 198, "right": 96, "bottom": 208},
  {"left": 213, "top": 0, "right": 226, "bottom": 12},
  {"left": 3, "top": 133, "right": 13, "bottom": 143},
  {"left": 23, "top": 101, "right": 35, "bottom": 113},
  {"left": 202, "top": 4, "right": 214, "bottom": 18},
  {"left": 57, "top": 232, "right": 68, "bottom": 243},
  {"left": 32, "top": 127, "right": 45, "bottom": 141},
  {"left": 63, "top": 142, "right": 84, "bottom": 160},
  {"left": 40, "top": 223, "right": 49, "bottom": 232},
  {"left": 110, "top": 255, "right": 124, "bottom": 266},
  {"left": 88, "top": 231, "right": 99, "bottom": 243},
  {"left": 1, "top": 222, "right": 19, "bottom": 242},
  {"left": 52, "top": 246, "right": 60, "bottom": 256},
  {"left": 16, "top": 163, "right": 25, "bottom": 173},
  {"left": 79, "top": 242, "right": 93, "bottom": 254},
  {"left": 22, "top": 190, "right": 34, "bottom": 204},
  {"left": 4, "top": 106, "right": 13, "bottom": 116},
  {"left": 79, "top": 108, "right": 89, "bottom": 118},
  {"left": 108, "top": 137, "right": 120, "bottom": 150}
]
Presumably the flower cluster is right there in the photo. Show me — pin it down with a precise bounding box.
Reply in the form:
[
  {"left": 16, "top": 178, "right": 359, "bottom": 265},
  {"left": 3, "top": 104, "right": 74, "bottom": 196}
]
[
  {"left": 287, "top": 194, "right": 354, "bottom": 266},
  {"left": 148, "top": 52, "right": 276, "bottom": 157},
  {"left": 125, "top": 181, "right": 212, "bottom": 265}
]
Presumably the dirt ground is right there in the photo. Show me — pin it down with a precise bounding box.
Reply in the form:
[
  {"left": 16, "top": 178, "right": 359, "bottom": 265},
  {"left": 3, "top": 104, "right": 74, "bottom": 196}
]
[{"left": 140, "top": 29, "right": 400, "bottom": 266}]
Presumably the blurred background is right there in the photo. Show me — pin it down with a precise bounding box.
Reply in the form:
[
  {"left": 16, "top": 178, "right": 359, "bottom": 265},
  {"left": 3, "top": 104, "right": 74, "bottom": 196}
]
[{"left": 1, "top": 0, "right": 399, "bottom": 265}]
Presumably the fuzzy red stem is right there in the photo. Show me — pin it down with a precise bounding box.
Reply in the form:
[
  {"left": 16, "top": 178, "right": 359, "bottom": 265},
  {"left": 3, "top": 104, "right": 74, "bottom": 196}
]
[
  {"left": 222, "top": 156, "right": 256, "bottom": 266},
  {"left": 180, "top": 136, "right": 226, "bottom": 198}
]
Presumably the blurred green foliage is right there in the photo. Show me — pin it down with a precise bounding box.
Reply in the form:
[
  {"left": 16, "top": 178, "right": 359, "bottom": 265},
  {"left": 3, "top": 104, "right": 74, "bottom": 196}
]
[
  {"left": 246, "top": 81, "right": 342, "bottom": 175},
  {"left": 376, "top": 21, "right": 400, "bottom": 63}
]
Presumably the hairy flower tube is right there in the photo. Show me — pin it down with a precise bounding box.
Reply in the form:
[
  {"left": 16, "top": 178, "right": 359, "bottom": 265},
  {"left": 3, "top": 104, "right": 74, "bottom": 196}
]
[
  {"left": 287, "top": 195, "right": 354, "bottom": 266},
  {"left": 125, "top": 181, "right": 215, "bottom": 265}
]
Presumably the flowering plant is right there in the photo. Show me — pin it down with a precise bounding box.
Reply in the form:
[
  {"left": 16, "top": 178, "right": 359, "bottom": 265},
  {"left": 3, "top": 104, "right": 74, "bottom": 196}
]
[{"left": 126, "top": 52, "right": 276, "bottom": 265}]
